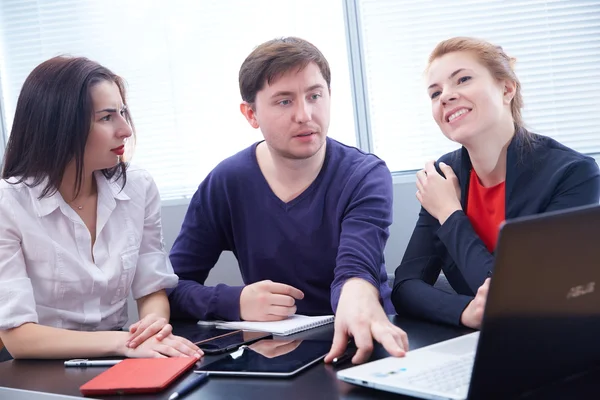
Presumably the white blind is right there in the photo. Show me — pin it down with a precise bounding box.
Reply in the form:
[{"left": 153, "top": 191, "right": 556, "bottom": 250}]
[
  {"left": 357, "top": 0, "right": 600, "bottom": 172},
  {"left": 0, "top": 0, "right": 356, "bottom": 200}
]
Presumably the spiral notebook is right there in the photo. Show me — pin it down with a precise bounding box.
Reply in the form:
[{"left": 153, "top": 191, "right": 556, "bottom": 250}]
[{"left": 215, "top": 314, "right": 334, "bottom": 335}]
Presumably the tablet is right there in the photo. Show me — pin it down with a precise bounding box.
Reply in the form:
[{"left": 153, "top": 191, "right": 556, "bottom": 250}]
[{"left": 196, "top": 339, "right": 331, "bottom": 377}]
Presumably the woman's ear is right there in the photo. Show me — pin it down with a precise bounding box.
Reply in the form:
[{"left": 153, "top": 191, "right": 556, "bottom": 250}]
[{"left": 503, "top": 80, "right": 517, "bottom": 105}]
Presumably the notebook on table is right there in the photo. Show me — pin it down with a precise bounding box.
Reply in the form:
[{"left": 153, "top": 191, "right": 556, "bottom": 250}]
[
  {"left": 214, "top": 314, "right": 334, "bottom": 335},
  {"left": 79, "top": 357, "right": 198, "bottom": 396}
]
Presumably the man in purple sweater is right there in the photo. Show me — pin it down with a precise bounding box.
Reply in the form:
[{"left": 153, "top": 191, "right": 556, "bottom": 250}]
[{"left": 168, "top": 37, "right": 408, "bottom": 364}]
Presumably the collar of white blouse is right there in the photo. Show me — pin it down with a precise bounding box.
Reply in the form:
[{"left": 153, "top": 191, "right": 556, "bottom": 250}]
[{"left": 27, "top": 171, "right": 131, "bottom": 220}]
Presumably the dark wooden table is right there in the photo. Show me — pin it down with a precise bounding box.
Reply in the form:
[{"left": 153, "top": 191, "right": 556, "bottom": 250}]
[{"left": 0, "top": 316, "right": 472, "bottom": 399}]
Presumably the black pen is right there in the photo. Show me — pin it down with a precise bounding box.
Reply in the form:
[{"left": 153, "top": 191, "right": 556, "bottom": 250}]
[
  {"left": 168, "top": 372, "right": 209, "bottom": 400},
  {"left": 332, "top": 351, "right": 354, "bottom": 365}
]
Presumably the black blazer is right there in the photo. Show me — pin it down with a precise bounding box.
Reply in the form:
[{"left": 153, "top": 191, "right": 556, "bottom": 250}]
[{"left": 392, "top": 131, "right": 600, "bottom": 326}]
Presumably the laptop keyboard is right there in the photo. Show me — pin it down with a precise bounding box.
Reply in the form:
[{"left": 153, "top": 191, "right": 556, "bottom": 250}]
[{"left": 405, "top": 353, "right": 474, "bottom": 394}]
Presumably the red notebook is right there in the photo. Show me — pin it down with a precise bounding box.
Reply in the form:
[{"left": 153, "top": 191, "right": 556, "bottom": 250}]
[{"left": 80, "top": 357, "right": 198, "bottom": 396}]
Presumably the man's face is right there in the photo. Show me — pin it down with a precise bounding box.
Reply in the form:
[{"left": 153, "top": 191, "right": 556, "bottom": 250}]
[{"left": 242, "top": 62, "right": 331, "bottom": 160}]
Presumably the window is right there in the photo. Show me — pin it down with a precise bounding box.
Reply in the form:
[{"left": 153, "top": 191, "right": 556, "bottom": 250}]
[
  {"left": 2, "top": 1, "right": 598, "bottom": 190},
  {"left": 0, "top": 0, "right": 355, "bottom": 200},
  {"left": 355, "top": 0, "right": 600, "bottom": 173},
  {"left": 0, "top": 86, "right": 5, "bottom": 164}
]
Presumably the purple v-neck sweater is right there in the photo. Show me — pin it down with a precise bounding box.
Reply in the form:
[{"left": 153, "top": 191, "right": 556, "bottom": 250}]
[{"left": 169, "top": 138, "right": 394, "bottom": 321}]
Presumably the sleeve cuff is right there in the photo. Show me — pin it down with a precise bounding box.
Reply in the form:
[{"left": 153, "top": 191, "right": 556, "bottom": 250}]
[
  {"left": 0, "top": 278, "right": 38, "bottom": 330},
  {"left": 452, "top": 294, "right": 474, "bottom": 326},
  {"left": 213, "top": 284, "right": 245, "bottom": 321},
  {"left": 330, "top": 276, "right": 381, "bottom": 313},
  {"left": 331, "top": 285, "right": 342, "bottom": 312},
  {"left": 132, "top": 252, "right": 178, "bottom": 300}
]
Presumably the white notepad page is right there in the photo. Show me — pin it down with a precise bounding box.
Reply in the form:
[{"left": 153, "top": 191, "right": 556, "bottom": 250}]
[{"left": 214, "top": 314, "right": 334, "bottom": 335}]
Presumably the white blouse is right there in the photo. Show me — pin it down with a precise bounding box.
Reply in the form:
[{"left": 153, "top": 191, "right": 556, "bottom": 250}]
[{"left": 0, "top": 167, "right": 178, "bottom": 331}]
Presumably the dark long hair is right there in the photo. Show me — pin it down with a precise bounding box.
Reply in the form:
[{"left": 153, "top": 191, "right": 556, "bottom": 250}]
[{"left": 1, "top": 56, "right": 134, "bottom": 198}]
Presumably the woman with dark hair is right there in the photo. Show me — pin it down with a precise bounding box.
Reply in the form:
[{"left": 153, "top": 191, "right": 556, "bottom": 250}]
[
  {"left": 0, "top": 56, "right": 202, "bottom": 360},
  {"left": 392, "top": 37, "right": 600, "bottom": 329}
]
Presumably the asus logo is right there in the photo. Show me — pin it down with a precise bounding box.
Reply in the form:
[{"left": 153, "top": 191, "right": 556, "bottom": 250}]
[{"left": 566, "top": 282, "right": 595, "bottom": 299}]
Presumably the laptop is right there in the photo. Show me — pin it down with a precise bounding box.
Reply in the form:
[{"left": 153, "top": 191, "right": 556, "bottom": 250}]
[{"left": 337, "top": 204, "right": 600, "bottom": 400}]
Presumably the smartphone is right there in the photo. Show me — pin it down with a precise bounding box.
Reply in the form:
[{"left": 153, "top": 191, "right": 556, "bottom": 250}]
[{"left": 194, "top": 329, "right": 272, "bottom": 355}]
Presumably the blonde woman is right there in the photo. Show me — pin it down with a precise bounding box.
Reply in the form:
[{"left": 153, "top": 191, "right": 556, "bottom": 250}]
[{"left": 392, "top": 37, "right": 600, "bottom": 329}]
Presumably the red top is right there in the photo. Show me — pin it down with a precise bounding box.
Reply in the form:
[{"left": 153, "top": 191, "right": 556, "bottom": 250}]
[{"left": 466, "top": 169, "right": 506, "bottom": 252}]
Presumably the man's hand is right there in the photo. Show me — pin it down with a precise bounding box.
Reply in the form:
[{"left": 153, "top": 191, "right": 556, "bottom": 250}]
[
  {"left": 460, "top": 278, "right": 490, "bottom": 329},
  {"left": 126, "top": 313, "right": 171, "bottom": 349},
  {"left": 123, "top": 333, "right": 203, "bottom": 359},
  {"left": 416, "top": 161, "right": 462, "bottom": 224},
  {"left": 240, "top": 280, "right": 304, "bottom": 321},
  {"left": 324, "top": 279, "right": 408, "bottom": 364}
]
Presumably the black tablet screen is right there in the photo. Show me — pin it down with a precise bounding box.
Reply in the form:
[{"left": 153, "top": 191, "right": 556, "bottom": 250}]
[{"left": 197, "top": 339, "right": 331, "bottom": 377}]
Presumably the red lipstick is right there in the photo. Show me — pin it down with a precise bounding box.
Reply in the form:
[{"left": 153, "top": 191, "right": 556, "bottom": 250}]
[{"left": 111, "top": 145, "right": 125, "bottom": 155}]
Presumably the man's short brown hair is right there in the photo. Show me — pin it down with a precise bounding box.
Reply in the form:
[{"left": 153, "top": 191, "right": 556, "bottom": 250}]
[{"left": 239, "top": 37, "right": 331, "bottom": 106}]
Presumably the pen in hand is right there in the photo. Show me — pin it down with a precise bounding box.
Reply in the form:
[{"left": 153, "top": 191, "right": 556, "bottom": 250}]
[
  {"left": 332, "top": 354, "right": 351, "bottom": 365},
  {"left": 168, "top": 372, "right": 209, "bottom": 400},
  {"left": 331, "top": 348, "right": 357, "bottom": 366}
]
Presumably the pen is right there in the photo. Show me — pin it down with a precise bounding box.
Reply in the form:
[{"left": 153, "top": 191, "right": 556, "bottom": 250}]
[
  {"left": 168, "top": 372, "right": 209, "bottom": 400},
  {"left": 64, "top": 359, "right": 123, "bottom": 367},
  {"left": 332, "top": 350, "right": 355, "bottom": 366},
  {"left": 196, "top": 320, "right": 218, "bottom": 327}
]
